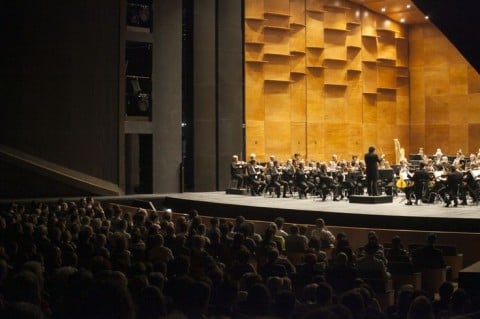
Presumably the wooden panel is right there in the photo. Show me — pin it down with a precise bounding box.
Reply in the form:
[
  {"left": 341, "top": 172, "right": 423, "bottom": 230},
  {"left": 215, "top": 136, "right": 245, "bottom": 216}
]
[
  {"left": 396, "top": 95, "right": 409, "bottom": 125},
  {"left": 264, "top": 81, "right": 291, "bottom": 122},
  {"left": 362, "top": 94, "right": 377, "bottom": 124},
  {"left": 323, "top": 60, "right": 347, "bottom": 86},
  {"left": 377, "top": 30, "right": 396, "bottom": 62},
  {"left": 290, "top": 53, "right": 305, "bottom": 73},
  {"left": 323, "top": 6, "right": 346, "bottom": 30},
  {"left": 346, "top": 24, "right": 362, "bottom": 49},
  {"left": 324, "top": 29, "right": 347, "bottom": 60},
  {"left": 306, "top": 48, "right": 323, "bottom": 67},
  {"left": 305, "top": 0, "right": 325, "bottom": 13},
  {"left": 306, "top": 69, "right": 324, "bottom": 120},
  {"left": 362, "top": 123, "right": 378, "bottom": 153},
  {"left": 467, "top": 94, "right": 480, "bottom": 123},
  {"left": 446, "top": 95, "right": 469, "bottom": 125},
  {"left": 396, "top": 76, "right": 409, "bottom": 97},
  {"left": 424, "top": 125, "right": 450, "bottom": 154},
  {"left": 244, "top": 0, "right": 264, "bottom": 18},
  {"left": 361, "top": 10, "right": 376, "bottom": 37},
  {"left": 468, "top": 124, "right": 480, "bottom": 154},
  {"left": 363, "top": 62, "right": 377, "bottom": 93},
  {"left": 362, "top": 36, "right": 377, "bottom": 62},
  {"left": 468, "top": 67, "right": 480, "bottom": 94},
  {"left": 265, "top": 121, "right": 291, "bottom": 160},
  {"left": 409, "top": 124, "right": 426, "bottom": 156},
  {"left": 377, "top": 64, "right": 396, "bottom": 89},
  {"left": 264, "top": 55, "right": 291, "bottom": 81},
  {"left": 324, "top": 123, "right": 347, "bottom": 157},
  {"left": 306, "top": 13, "right": 324, "bottom": 48},
  {"left": 377, "top": 92, "right": 396, "bottom": 125},
  {"left": 449, "top": 125, "right": 468, "bottom": 154},
  {"left": 291, "top": 122, "right": 306, "bottom": 158},
  {"left": 265, "top": 0, "right": 290, "bottom": 14},
  {"left": 377, "top": 123, "right": 395, "bottom": 156},
  {"left": 425, "top": 96, "right": 449, "bottom": 126},
  {"left": 423, "top": 33, "right": 448, "bottom": 69},
  {"left": 346, "top": 71, "right": 362, "bottom": 123},
  {"left": 396, "top": 38, "right": 408, "bottom": 67},
  {"left": 324, "top": 85, "right": 347, "bottom": 123},
  {"left": 290, "top": 0, "right": 306, "bottom": 25},
  {"left": 291, "top": 76, "right": 306, "bottom": 122},
  {"left": 264, "top": 29, "right": 290, "bottom": 56},
  {"left": 290, "top": 25, "right": 306, "bottom": 54},
  {"left": 246, "top": 120, "right": 265, "bottom": 160},
  {"left": 306, "top": 122, "right": 325, "bottom": 160},
  {"left": 347, "top": 124, "right": 363, "bottom": 158},
  {"left": 245, "top": 43, "right": 264, "bottom": 62},
  {"left": 449, "top": 63, "right": 468, "bottom": 95},
  {"left": 244, "top": 20, "right": 264, "bottom": 43},
  {"left": 245, "top": 64, "right": 264, "bottom": 121},
  {"left": 424, "top": 65, "right": 449, "bottom": 96}
]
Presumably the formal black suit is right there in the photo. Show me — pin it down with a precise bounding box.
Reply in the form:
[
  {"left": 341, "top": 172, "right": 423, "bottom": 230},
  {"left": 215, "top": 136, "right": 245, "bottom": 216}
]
[
  {"left": 364, "top": 149, "right": 383, "bottom": 196},
  {"left": 405, "top": 168, "right": 430, "bottom": 204},
  {"left": 445, "top": 170, "right": 463, "bottom": 206}
]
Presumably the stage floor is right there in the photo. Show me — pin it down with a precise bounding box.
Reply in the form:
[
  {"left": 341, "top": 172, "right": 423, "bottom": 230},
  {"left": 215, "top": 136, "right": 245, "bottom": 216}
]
[{"left": 157, "top": 191, "right": 480, "bottom": 233}]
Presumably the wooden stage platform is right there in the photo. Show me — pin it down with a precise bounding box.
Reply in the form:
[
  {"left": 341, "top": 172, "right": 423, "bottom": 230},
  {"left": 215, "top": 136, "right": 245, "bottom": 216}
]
[{"left": 126, "top": 191, "right": 480, "bottom": 233}]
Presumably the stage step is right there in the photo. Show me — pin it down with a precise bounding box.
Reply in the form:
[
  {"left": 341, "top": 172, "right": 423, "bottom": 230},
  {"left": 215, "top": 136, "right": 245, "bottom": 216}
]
[{"left": 349, "top": 195, "right": 393, "bottom": 204}]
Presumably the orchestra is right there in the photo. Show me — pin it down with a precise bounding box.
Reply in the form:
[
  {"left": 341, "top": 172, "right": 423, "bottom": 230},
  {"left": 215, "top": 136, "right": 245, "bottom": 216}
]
[{"left": 228, "top": 148, "right": 480, "bottom": 206}]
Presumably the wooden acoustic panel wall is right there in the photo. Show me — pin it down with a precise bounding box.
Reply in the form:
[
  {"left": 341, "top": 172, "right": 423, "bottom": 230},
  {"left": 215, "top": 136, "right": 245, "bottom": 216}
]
[
  {"left": 409, "top": 23, "right": 480, "bottom": 156},
  {"left": 244, "top": 0, "right": 410, "bottom": 163}
]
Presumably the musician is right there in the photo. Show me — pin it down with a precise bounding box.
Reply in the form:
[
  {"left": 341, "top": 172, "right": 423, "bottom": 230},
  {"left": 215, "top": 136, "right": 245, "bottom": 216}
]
[
  {"left": 433, "top": 149, "right": 443, "bottom": 167},
  {"left": 318, "top": 163, "right": 340, "bottom": 201},
  {"left": 405, "top": 162, "right": 430, "bottom": 205},
  {"left": 329, "top": 154, "right": 339, "bottom": 171},
  {"left": 452, "top": 149, "right": 465, "bottom": 167},
  {"left": 295, "top": 161, "right": 310, "bottom": 199},
  {"left": 351, "top": 155, "right": 359, "bottom": 168},
  {"left": 281, "top": 158, "right": 296, "bottom": 197},
  {"left": 246, "top": 159, "right": 266, "bottom": 196},
  {"left": 468, "top": 153, "right": 478, "bottom": 169},
  {"left": 442, "top": 165, "right": 463, "bottom": 207},
  {"left": 425, "top": 159, "right": 435, "bottom": 173},
  {"left": 274, "top": 160, "right": 289, "bottom": 198},
  {"left": 265, "top": 161, "right": 281, "bottom": 198},
  {"left": 230, "top": 155, "right": 246, "bottom": 189},
  {"left": 364, "top": 146, "right": 385, "bottom": 196},
  {"left": 463, "top": 163, "right": 479, "bottom": 204}
]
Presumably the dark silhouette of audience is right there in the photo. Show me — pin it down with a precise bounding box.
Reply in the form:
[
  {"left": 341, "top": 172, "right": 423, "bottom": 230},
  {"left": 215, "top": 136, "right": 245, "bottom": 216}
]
[{"left": 0, "top": 199, "right": 478, "bottom": 319}]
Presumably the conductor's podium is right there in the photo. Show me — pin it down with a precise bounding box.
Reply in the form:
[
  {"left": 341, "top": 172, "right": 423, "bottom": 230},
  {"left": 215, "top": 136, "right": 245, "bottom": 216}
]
[{"left": 349, "top": 195, "right": 393, "bottom": 204}]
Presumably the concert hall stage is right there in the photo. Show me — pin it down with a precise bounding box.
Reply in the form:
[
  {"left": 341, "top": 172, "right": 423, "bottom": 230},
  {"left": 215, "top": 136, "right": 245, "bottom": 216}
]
[{"left": 143, "top": 192, "right": 480, "bottom": 233}]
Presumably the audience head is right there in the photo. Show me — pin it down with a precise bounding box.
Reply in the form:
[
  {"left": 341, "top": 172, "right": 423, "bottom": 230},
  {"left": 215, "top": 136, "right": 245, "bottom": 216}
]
[{"left": 407, "top": 295, "right": 434, "bottom": 319}]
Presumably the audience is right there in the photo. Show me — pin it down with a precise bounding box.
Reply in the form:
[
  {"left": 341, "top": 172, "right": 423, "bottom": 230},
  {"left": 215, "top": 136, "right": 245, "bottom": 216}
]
[{"left": 0, "top": 199, "right": 477, "bottom": 319}]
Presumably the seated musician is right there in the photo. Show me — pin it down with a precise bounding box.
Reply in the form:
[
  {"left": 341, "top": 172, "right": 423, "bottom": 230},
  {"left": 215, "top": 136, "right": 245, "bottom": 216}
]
[
  {"left": 350, "top": 155, "right": 359, "bottom": 169},
  {"left": 405, "top": 162, "right": 430, "bottom": 205},
  {"left": 463, "top": 163, "right": 479, "bottom": 204},
  {"left": 433, "top": 148, "right": 444, "bottom": 167},
  {"left": 246, "top": 159, "right": 266, "bottom": 196},
  {"left": 295, "top": 161, "right": 310, "bottom": 199},
  {"left": 265, "top": 161, "right": 281, "bottom": 198},
  {"left": 281, "top": 159, "right": 295, "bottom": 197},
  {"left": 230, "top": 155, "right": 246, "bottom": 189},
  {"left": 439, "top": 165, "right": 463, "bottom": 207},
  {"left": 318, "top": 163, "right": 340, "bottom": 201},
  {"left": 274, "top": 160, "right": 289, "bottom": 198},
  {"left": 329, "top": 154, "right": 339, "bottom": 171},
  {"left": 452, "top": 149, "right": 465, "bottom": 167}
]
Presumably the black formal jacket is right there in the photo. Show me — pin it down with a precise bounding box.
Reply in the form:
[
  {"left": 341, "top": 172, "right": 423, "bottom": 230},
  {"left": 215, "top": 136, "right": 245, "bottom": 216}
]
[{"left": 364, "top": 151, "right": 382, "bottom": 178}]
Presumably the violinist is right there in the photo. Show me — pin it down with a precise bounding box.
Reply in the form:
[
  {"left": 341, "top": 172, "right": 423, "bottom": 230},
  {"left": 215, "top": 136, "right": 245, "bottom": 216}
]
[
  {"left": 231, "top": 155, "right": 246, "bottom": 189},
  {"left": 274, "top": 160, "right": 289, "bottom": 198},
  {"left": 405, "top": 162, "right": 430, "bottom": 205},
  {"left": 246, "top": 159, "right": 266, "bottom": 196},
  {"left": 452, "top": 149, "right": 465, "bottom": 167}
]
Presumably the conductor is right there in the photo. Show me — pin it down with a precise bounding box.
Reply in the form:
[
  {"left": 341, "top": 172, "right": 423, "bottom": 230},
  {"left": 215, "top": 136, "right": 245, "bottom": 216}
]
[{"left": 364, "top": 146, "right": 384, "bottom": 196}]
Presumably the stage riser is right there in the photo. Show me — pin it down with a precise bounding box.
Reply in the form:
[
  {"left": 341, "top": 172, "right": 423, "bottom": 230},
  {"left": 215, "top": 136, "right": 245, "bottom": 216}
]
[{"left": 349, "top": 195, "right": 393, "bottom": 204}]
